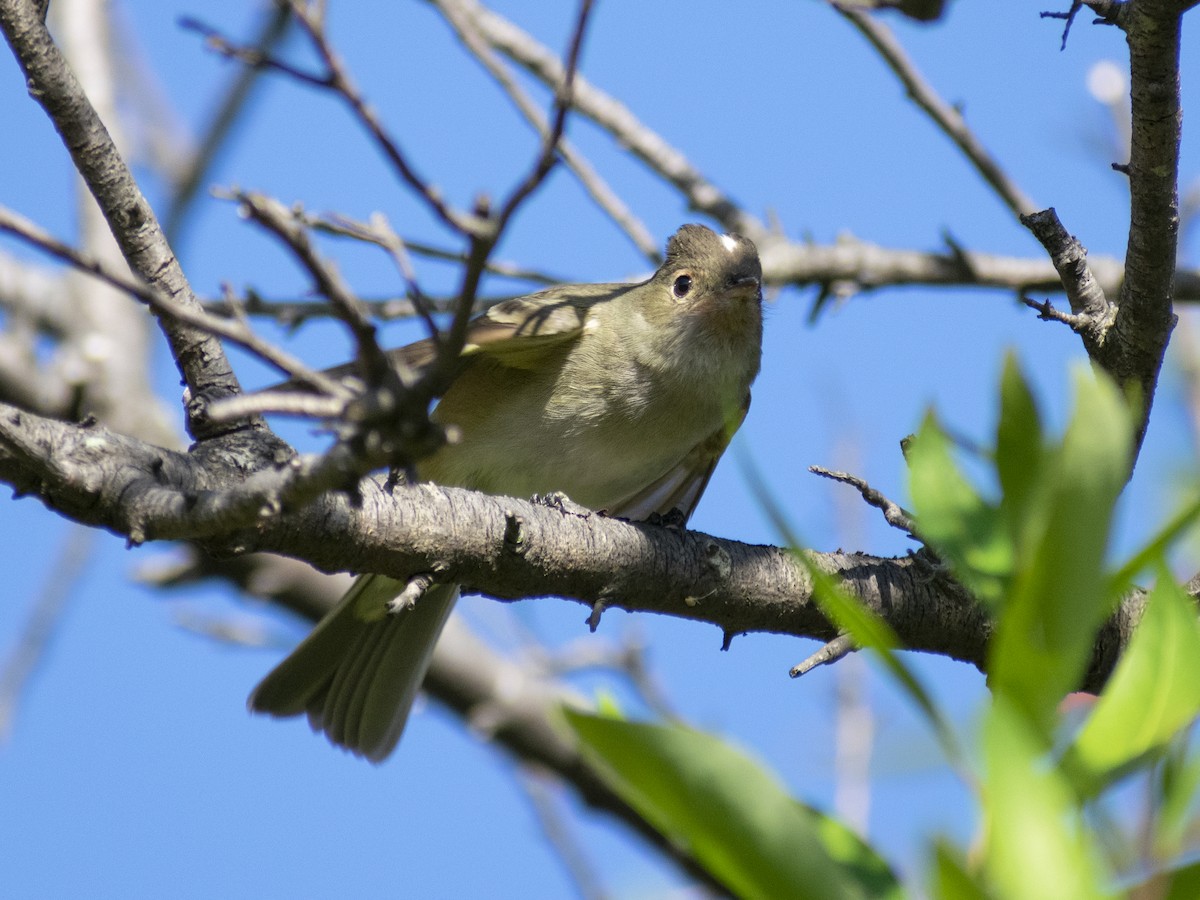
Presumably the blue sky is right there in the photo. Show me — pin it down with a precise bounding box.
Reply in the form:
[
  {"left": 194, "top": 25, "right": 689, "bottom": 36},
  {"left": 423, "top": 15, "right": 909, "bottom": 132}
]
[{"left": 1, "top": 1, "right": 1197, "bottom": 896}]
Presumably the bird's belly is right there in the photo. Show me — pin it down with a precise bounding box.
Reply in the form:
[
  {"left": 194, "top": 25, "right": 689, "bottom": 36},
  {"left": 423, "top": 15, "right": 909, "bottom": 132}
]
[
  {"left": 423, "top": 409, "right": 700, "bottom": 511},
  {"left": 418, "top": 359, "right": 722, "bottom": 511}
]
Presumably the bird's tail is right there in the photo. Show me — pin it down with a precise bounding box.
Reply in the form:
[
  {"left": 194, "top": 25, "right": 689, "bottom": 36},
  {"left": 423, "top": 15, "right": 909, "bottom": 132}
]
[{"left": 248, "top": 573, "right": 459, "bottom": 762}]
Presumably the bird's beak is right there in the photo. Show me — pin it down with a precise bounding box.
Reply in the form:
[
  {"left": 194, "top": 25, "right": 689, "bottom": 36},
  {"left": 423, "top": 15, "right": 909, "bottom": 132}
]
[{"left": 730, "top": 274, "right": 761, "bottom": 298}]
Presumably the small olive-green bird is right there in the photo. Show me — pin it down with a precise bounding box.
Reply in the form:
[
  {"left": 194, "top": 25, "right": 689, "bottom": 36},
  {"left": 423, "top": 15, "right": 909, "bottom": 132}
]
[{"left": 249, "top": 223, "right": 763, "bottom": 761}]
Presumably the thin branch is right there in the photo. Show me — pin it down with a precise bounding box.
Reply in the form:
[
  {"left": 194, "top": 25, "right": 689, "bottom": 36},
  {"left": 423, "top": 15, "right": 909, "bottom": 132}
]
[
  {"left": 283, "top": 2, "right": 483, "bottom": 236},
  {"left": 205, "top": 389, "right": 347, "bottom": 424},
  {"left": 833, "top": 2, "right": 1039, "bottom": 221},
  {"left": 198, "top": 290, "right": 518, "bottom": 328},
  {"left": 491, "top": 0, "right": 595, "bottom": 231},
  {"left": 225, "top": 190, "right": 394, "bottom": 385},
  {"left": 305, "top": 216, "right": 566, "bottom": 284},
  {"left": 1021, "top": 293, "right": 1091, "bottom": 331},
  {"left": 433, "top": 0, "right": 659, "bottom": 261},
  {"left": 519, "top": 772, "right": 610, "bottom": 900},
  {"left": 0, "top": 0, "right": 247, "bottom": 439},
  {"left": 1020, "top": 208, "right": 1112, "bottom": 325},
  {"left": 167, "top": 1, "right": 293, "bottom": 242},
  {"left": 429, "top": 0, "right": 765, "bottom": 241},
  {"left": 0, "top": 204, "right": 350, "bottom": 399},
  {"left": 809, "top": 465, "right": 917, "bottom": 537},
  {"left": 790, "top": 633, "right": 858, "bottom": 678},
  {"left": 322, "top": 212, "right": 444, "bottom": 339},
  {"left": 420, "top": 0, "right": 597, "bottom": 402},
  {"left": 0, "top": 525, "right": 96, "bottom": 741}
]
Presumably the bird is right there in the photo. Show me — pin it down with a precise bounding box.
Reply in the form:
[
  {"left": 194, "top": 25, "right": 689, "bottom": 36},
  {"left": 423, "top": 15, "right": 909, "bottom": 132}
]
[{"left": 248, "top": 223, "right": 764, "bottom": 762}]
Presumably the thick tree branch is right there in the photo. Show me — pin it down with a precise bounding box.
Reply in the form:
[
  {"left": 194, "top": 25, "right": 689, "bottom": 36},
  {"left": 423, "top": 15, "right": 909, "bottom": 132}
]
[
  {"left": 1096, "top": 0, "right": 1185, "bottom": 453},
  {"left": 0, "top": 402, "right": 1146, "bottom": 692},
  {"left": 1015, "top": 1, "right": 1189, "bottom": 460}
]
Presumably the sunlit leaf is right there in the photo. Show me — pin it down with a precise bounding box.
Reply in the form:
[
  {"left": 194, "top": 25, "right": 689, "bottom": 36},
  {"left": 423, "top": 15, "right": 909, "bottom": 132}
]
[
  {"left": 989, "top": 367, "right": 1131, "bottom": 732},
  {"left": 995, "top": 352, "right": 1044, "bottom": 551},
  {"left": 983, "top": 698, "right": 1111, "bottom": 900},
  {"left": 908, "top": 411, "right": 1010, "bottom": 608},
  {"left": 563, "top": 710, "right": 902, "bottom": 900},
  {"left": 931, "top": 839, "right": 993, "bottom": 900},
  {"left": 1062, "top": 566, "right": 1200, "bottom": 796}
]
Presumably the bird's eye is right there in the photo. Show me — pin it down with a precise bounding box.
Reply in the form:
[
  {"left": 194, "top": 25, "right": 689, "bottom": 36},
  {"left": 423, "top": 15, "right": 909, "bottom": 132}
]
[{"left": 672, "top": 273, "right": 693, "bottom": 299}]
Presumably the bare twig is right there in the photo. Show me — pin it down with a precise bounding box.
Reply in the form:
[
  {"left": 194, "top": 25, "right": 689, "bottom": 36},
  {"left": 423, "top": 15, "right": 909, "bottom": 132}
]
[
  {"left": 199, "top": 290, "right": 517, "bottom": 327},
  {"left": 518, "top": 772, "right": 609, "bottom": 900},
  {"left": 167, "top": 2, "right": 293, "bottom": 242},
  {"left": 809, "top": 465, "right": 917, "bottom": 537},
  {"left": 432, "top": 0, "right": 660, "bottom": 261},
  {"left": 833, "top": 2, "right": 1038, "bottom": 221},
  {"left": 306, "top": 214, "right": 566, "bottom": 284},
  {"left": 225, "top": 190, "right": 394, "bottom": 384},
  {"left": 0, "top": 204, "right": 348, "bottom": 398},
  {"left": 284, "top": 2, "right": 483, "bottom": 236},
  {"left": 790, "top": 633, "right": 858, "bottom": 677},
  {"left": 323, "top": 212, "right": 443, "bottom": 339},
  {"left": 1021, "top": 294, "right": 1091, "bottom": 331},
  {"left": 421, "top": 0, "right": 597, "bottom": 401},
  {"left": 0, "top": 525, "right": 96, "bottom": 741},
  {"left": 1020, "top": 209, "right": 1112, "bottom": 324},
  {"left": 491, "top": 0, "right": 594, "bottom": 231},
  {"left": 205, "top": 389, "right": 347, "bottom": 424},
  {"left": 430, "top": 0, "right": 765, "bottom": 241},
  {"left": 0, "top": 0, "right": 247, "bottom": 439}
]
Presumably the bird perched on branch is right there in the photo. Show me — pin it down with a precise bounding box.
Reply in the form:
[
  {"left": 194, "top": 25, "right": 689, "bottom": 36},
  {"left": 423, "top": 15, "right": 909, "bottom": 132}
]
[{"left": 249, "top": 223, "right": 764, "bottom": 762}]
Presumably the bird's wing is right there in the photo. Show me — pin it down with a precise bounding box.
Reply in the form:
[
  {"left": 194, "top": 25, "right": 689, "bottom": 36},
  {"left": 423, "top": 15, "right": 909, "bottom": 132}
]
[
  {"left": 609, "top": 395, "right": 752, "bottom": 525},
  {"left": 383, "top": 281, "right": 631, "bottom": 375},
  {"left": 276, "top": 282, "right": 633, "bottom": 391}
]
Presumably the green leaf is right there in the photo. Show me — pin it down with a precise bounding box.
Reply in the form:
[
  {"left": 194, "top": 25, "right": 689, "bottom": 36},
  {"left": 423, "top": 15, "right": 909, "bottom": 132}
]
[
  {"left": 562, "top": 710, "right": 902, "bottom": 900},
  {"left": 908, "top": 412, "right": 1011, "bottom": 608},
  {"left": 1108, "top": 492, "right": 1200, "bottom": 594},
  {"left": 995, "top": 352, "right": 1044, "bottom": 550},
  {"left": 930, "top": 840, "right": 993, "bottom": 900},
  {"left": 983, "top": 698, "right": 1112, "bottom": 900},
  {"left": 989, "top": 367, "right": 1131, "bottom": 732},
  {"left": 1062, "top": 566, "right": 1200, "bottom": 796}
]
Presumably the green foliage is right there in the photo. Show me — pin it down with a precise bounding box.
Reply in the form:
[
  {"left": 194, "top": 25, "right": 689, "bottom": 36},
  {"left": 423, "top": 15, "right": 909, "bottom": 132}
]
[
  {"left": 982, "top": 698, "right": 1111, "bottom": 900},
  {"left": 563, "top": 356, "right": 1200, "bottom": 897},
  {"left": 1062, "top": 568, "right": 1200, "bottom": 796},
  {"left": 563, "top": 709, "right": 902, "bottom": 900},
  {"left": 909, "top": 356, "right": 1132, "bottom": 734}
]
